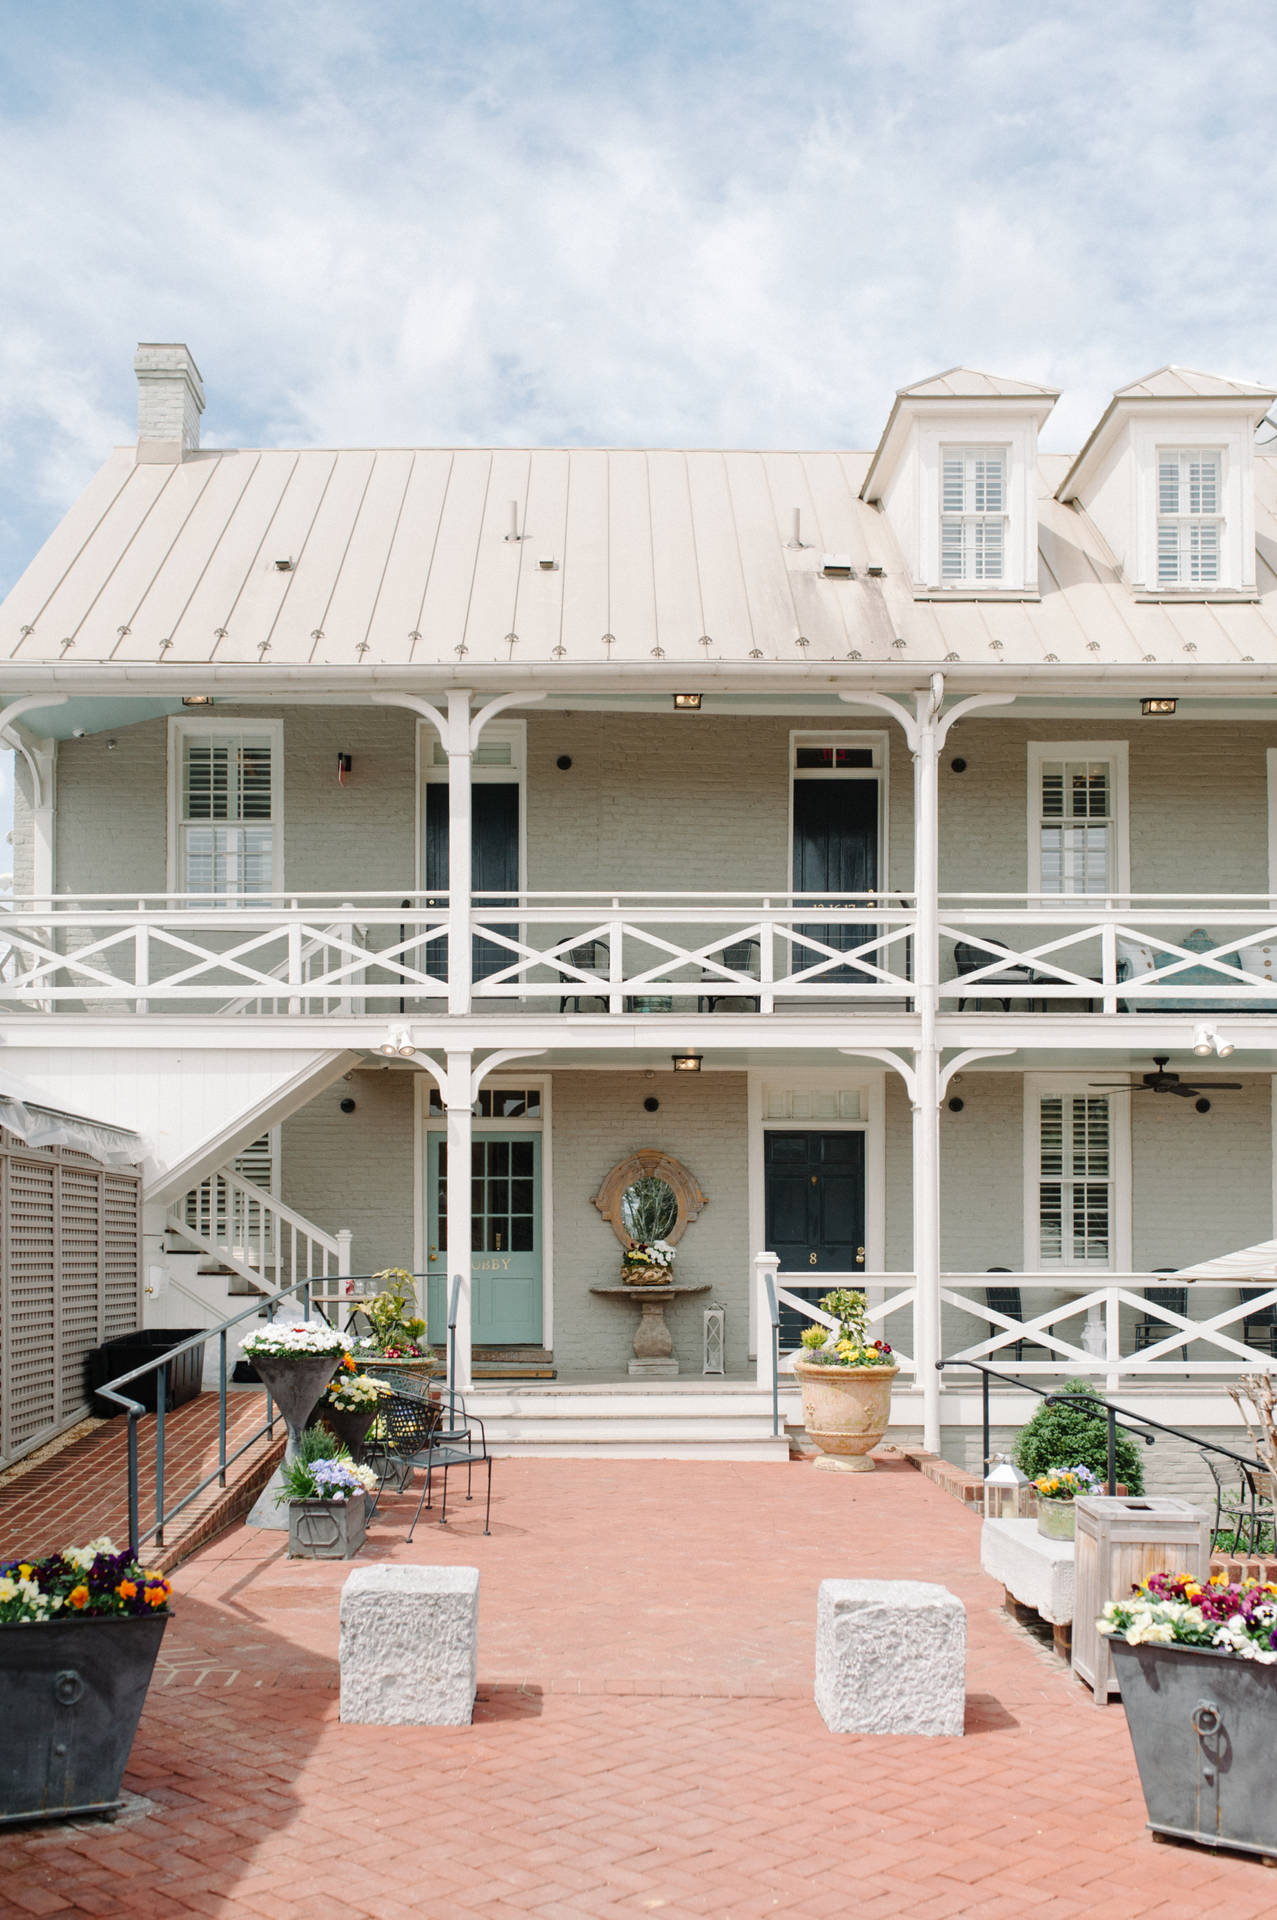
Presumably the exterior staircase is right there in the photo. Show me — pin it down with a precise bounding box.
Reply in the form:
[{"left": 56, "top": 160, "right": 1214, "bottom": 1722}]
[{"left": 467, "top": 1379, "right": 799, "bottom": 1460}]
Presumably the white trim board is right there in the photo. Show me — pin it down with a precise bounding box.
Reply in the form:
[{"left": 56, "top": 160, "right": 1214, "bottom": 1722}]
[{"left": 1022, "top": 1071, "right": 1132, "bottom": 1272}]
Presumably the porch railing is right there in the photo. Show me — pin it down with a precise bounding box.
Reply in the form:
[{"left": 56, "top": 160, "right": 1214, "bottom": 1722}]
[
  {"left": 752, "top": 1257, "right": 1277, "bottom": 1394},
  {"left": 168, "top": 1167, "right": 351, "bottom": 1294}
]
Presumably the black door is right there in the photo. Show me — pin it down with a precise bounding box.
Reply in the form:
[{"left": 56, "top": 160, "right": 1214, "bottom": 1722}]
[
  {"left": 425, "top": 784, "right": 520, "bottom": 980},
  {"left": 764, "top": 1131, "right": 866, "bottom": 1348},
  {"left": 792, "top": 778, "right": 878, "bottom": 981}
]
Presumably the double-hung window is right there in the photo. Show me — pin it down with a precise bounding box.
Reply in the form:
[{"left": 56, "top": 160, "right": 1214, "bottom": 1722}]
[
  {"left": 1037, "top": 1092, "right": 1113, "bottom": 1267},
  {"left": 171, "top": 722, "right": 281, "bottom": 898},
  {"left": 1157, "top": 448, "right": 1222, "bottom": 586},
  {"left": 940, "top": 447, "right": 1007, "bottom": 583},
  {"left": 1028, "top": 743, "right": 1128, "bottom": 897}
]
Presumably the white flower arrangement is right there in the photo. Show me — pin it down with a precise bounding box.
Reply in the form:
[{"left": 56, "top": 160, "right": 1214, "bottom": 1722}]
[{"left": 240, "top": 1319, "right": 353, "bottom": 1359}]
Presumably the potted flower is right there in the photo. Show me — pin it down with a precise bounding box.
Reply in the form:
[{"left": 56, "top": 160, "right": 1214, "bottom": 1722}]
[
  {"left": 320, "top": 1355, "right": 395, "bottom": 1459},
  {"left": 1099, "top": 1570, "right": 1277, "bottom": 1858},
  {"left": 278, "top": 1428, "right": 379, "bottom": 1559},
  {"left": 1032, "top": 1465, "right": 1102, "bottom": 1540},
  {"left": 621, "top": 1240, "right": 675, "bottom": 1287},
  {"left": 239, "top": 1318, "right": 353, "bottom": 1463},
  {"left": 792, "top": 1288, "right": 897, "bottom": 1473},
  {"left": 0, "top": 1538, "right": 172, "bottom": 1824},
  {"left": 351, "top": 1269, "right": 440, "bottom": 1378}
]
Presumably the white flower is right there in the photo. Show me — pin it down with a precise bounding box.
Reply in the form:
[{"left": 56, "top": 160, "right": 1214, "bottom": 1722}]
[{"left": 241, "top": 1319, "right": 352, "bottom": 1357}]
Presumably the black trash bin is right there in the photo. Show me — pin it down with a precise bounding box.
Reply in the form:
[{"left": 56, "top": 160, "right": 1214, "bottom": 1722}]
[{"left": 86, "top": 1329, "right": 207, "bottom": 1417}]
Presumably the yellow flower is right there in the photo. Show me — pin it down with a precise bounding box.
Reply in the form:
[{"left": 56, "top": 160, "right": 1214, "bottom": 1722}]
[{"left": 17, "top": 1565, "right": 32, "bottom": 1580}]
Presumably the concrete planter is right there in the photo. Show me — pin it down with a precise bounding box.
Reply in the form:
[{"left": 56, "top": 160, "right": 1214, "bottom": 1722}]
[
  {"left": 288, "top": 1495, "right": 368, "bottom": 1559},
  {"left": 250, "top": 1352, "right": 343, "bottom": 1460},
  {"left": 0, "top": 1613, "right": 168, "bottom": 1825},
  {"left": 1110, "top": 1639, "right": 1277, "bottom": 1860},
  {"left": 793, "top": 1359, "right": 898, "bottom": 1473},
  {"left": 321, "top": 1405, "right": 379, "bottom": 1460},
  {"left": 1036, "top": 1500, "right": 1077, "bottom": 1541}
]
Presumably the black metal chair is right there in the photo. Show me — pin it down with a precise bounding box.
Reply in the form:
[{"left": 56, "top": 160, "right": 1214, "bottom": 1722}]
[
  {"left": 406, "top": 1387, "right": 493, "bottom": 1539},
  {"left": 1200, "top": 1449, "right": 1267, "bottom": 1555},
  {"left": 1240, "top": 1289, "right": 1277, "bottom": 1356},
  {"left": 698, "top": 939, "right": 761, "bottom": 1012},
  {"left": 984, "top": 1272, "right": 1047, "bottom": 1362},
  {"left": 1133, "top": 1285, "right": 1189, "bottom": 1352},
  {"left": 559, "top": 939, "right": 609, "bottom": 1012},
  {"left": 953, "top": 940, "right": 1037, "bottom": 1012},
  {"left": 363, "top": 1386, "right": 441, "bottom": 1512}
]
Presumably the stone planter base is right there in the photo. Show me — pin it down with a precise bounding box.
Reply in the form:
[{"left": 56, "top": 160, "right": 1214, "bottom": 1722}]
[
  {"left": 1036, "top": 1500, "right": 1077, "bottom": 1541},
  {"left": 288, "top": 1496, "right": 368, "bottom": 1559},
  {"left": 794, "top": 1359, "right": 898, "bottom": 1471},
  {"left": 0, "top": 1614, "right": 168, "bottom": 1825}
]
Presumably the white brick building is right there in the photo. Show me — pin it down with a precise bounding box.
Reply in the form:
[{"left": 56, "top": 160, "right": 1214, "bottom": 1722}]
[{"left": 4, "top": 346, "right": 1277, "bottom": 1460}]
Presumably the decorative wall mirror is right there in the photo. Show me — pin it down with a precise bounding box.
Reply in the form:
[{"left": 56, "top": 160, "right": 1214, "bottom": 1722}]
[{"left": 592, "top": 1149, "right": 708, "bottom": 1248}]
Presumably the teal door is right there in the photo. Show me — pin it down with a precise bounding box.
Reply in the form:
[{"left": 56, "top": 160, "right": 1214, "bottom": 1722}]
[{"left": 426, "top": 1133, "right": 543, "bottom": 1344}]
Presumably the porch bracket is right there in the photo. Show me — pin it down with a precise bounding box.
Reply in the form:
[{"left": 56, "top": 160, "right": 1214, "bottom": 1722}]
[
  {"left": 0, "top": 694, "right": 67, "bottom": 810},
  {"left": 938, "top": 1048, "right": 1015, "bottom": 1099},
  {"left": 838, "top": 1046, "right": 917, "bottom": 1101}
]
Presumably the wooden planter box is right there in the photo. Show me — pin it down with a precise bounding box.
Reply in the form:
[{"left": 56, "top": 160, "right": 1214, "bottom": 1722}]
[{"left": 1072, "top": 1495, "right": 1212, "bottom": 1702}]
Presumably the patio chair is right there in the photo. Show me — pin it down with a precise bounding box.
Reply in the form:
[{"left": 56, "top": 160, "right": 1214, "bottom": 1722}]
[
  {"left": 1239, "top": 1288, "right": 1277, "bottom": 1356},
  {"left": 406, "top": 1387, "right": 492, "bottom": 1539},
  {"left": 1200, "top": 1449, "right": 1266, "bottom": 1556},
  {"left": 559, "top": 939, "right": 610, "bottom": 1012},
  {"left": 984, "top": 1273, "right": 1048, "bottom": 1363},
  {"left": 362, "top": 1385, "right": 441, "bottom": 1509},
  {"left": 1133, "top": 1284, "right": 1189, "bottom": 1352},
  {"left": 698, "top": 939, "right": 761, "bottom": 1013},
  {"left": 953, "top": 940, "right": 1037, "bottom": 1012}
]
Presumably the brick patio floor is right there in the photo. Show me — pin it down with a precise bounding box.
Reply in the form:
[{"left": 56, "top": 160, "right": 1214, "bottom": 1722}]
[{"left": 0, "top": 1454, "right": 1267, "bottom": 1917}]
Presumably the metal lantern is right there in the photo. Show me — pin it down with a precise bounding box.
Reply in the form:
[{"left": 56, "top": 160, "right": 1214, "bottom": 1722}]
[
  {"left": 984, "top": 1453, "right": 1032, "bottom": 1520},
  {"left": 703, "top": 1303, "right": 726, "bottom": 1375}
]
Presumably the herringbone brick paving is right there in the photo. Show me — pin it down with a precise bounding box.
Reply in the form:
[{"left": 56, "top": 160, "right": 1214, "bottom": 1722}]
[{"left": 0, "top": 1455, "right": 1266, "bottom": 1916}]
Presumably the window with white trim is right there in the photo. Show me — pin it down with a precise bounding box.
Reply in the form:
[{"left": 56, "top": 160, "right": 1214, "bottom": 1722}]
[
  {"left": 1037, "top": 1093, "right": 1112, "bottom": 1266},
  {"left": 1028, "top": 743, "right": 1127, "bottom": 897},
  {"left": 1156, "top": 447, "right": 1222, "bottom": 585},
  {"left": 941, "top": 447, "right": 1007, "bottom": 583},
  {"left": 173, "top": 725, "right": 280, "bottom": 897}
]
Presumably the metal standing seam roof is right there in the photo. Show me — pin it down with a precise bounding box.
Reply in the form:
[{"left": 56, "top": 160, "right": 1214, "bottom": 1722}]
[{"left": 6, "top": 442, "right": 1277, "bottom": 671}]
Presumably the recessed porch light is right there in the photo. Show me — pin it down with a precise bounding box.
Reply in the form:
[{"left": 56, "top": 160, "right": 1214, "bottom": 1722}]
[
  {"left": 672, "top": 1053, "right": 703, "bottom": 1073},
  {"left": 673, "top": 693, "right": 702, "bottom": 711},
  {"left": 181, "top": 694, "right": 215, "bottom": 708},
  {"left": 1140, "top": 698, "right": 1177, "bottom": 716}
]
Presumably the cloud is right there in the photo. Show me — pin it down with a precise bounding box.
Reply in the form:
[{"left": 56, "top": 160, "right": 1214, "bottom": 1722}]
[{"left": 1, "top": 0, "right": 1276, "bottom": 594}]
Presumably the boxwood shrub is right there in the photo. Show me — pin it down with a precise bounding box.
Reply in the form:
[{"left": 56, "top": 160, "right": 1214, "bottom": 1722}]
[{"left": 1013, "top": 1382, "right": 1145, "bottom": 1494}]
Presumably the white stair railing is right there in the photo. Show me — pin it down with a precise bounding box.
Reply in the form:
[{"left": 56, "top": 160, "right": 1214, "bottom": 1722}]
[{"left": 167, "top": 1166, "right": 351, "bottom": 1300}]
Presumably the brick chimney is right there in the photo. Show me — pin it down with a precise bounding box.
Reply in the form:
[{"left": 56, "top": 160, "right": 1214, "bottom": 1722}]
[{"left": 133, "top": 342, "right": 204, "bottom": 463}]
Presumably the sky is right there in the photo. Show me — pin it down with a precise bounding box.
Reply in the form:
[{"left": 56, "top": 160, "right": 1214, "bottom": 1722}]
[{"left": 3, "top": 0, "right": 1277, "bottom": 862}]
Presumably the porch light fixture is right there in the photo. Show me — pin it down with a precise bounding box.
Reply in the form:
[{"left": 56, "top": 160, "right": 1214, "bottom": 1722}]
[
  {"left": 1193, "top": 1024, "right": 1234, "bottom": 1058},
  {"left": 673, "top": 693, "right": 702, "bottom": 711},
  {"left": 672, "top": 1053, "right": 703, "bottom": 1073},
  {"left": 181, "top": 694, "right": 215, "bottom": 707},
  {"left": 1140, "top": 697, "right": 1177, "bottom": 716},
  {"left": 378, "top": 1025, "right": 417, "bottom": 1059}
]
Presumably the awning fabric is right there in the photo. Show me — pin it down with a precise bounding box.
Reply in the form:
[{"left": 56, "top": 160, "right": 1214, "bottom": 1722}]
[
  {"left": 1172, "top": 1239, "right": 1277, "bottom": 1283},
  {"left": 0, "top": 1080, "right": 142, "bottom": 1168}
]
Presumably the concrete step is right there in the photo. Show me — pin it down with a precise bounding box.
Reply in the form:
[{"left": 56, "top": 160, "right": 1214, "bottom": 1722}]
[{"left": 466, "top": 1383, "right": 798, "bottom": 1459}]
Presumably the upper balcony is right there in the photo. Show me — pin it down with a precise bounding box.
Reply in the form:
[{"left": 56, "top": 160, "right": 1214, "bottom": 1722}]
[{"left": 5, "top": 887, "right": 1277, "bottom": 1028}]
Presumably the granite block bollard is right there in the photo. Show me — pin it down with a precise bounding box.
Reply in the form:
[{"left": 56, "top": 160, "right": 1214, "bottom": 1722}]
[
  {"left": 340, "top": 1565, "right": 479, "bottom": 1725},
  {"left": 815, "top": 1578, "right": 966, "bottom": 1736}
]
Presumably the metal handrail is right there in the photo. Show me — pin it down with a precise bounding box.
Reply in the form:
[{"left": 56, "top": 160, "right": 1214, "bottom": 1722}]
[
  {"left": 936, "top": 1356, "right": 1265, "bottom": 1489},
  {"left": 96, "top": 1270, "right": 432, "bottom": 1560}
]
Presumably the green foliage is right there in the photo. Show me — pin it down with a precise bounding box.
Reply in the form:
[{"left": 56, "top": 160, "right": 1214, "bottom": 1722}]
[
  {"left": 1013, "top": 1383, "right": 1145, "bottom": 1494},
  {"left": 800, "top": 1325, "right": 828, "bottom": 1350},
  {"left": 364, "top": 1269, "right": 427, "bottom": 1353},
  {"left": 279, "top": 1426, "right": 353, "bottom": 1502},
  {"left": 819, "top": 1288, "right": 869, "bottom": 1345}
]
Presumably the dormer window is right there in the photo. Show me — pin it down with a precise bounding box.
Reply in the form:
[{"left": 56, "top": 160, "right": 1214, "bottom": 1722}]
[
  {"left": 1156, "top": 448, "right": 1222, "bottom": 585},
  {"left": 940, "top": 448, "right": 1007, "bottom": 582}
]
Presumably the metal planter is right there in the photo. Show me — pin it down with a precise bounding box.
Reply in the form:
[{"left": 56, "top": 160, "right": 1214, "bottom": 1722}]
[
  {"left": 1110, "top": 1639, "right": 1277, "bottom": 1861},
  {"left": 0, "top": 1613, "right": 168, "bottom": 1825},
  {"left": 288, "top": 1496, "right": 367, "bottom": 1559}
]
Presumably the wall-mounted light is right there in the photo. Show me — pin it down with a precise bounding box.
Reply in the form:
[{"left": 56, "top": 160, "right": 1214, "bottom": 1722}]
[
  {"left": 71, "top": 727, "right": 86, "bottom": 739},
  {"left": 1193, "top": 1024, "right": 1234, "bottom": 1058},
  {"left": 378, "top": 1025, "right": 417, "bottom": 1058},
  {"left": 673, "top": 693, "right": 702, "bottom": 711},
  {"left": 1140, "top": 698, "right": 1177, "bottom": 716},
  {"left": 339, "top": 1097, "right": 357, "bottom": 1114},
  {"left": 181, "top": 694, "right": 215, "bottom": 708},
  {"left": 672, "top": 1053, "right": 703, "bottom": 1073}
]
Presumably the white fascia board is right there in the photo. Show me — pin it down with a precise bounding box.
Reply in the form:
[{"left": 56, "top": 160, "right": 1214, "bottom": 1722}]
[{"left": 1058, "top": 393, "right": 1277, "bottom": 504}]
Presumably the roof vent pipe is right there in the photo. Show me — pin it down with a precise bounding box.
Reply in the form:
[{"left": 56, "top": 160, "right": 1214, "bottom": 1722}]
[{"left": 134, "top": 342, "right": 204, "bottom": 464}]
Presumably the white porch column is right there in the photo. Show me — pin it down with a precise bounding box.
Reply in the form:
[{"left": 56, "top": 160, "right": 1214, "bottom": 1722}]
[
  {"left": 911, "top": 684, "right": 943, "bottom": 1456},
  {"left": 445, "top": 1047, "right": 474, "bottom": 1391},
  {"left": 445, "top": 690, "right": 473, "bottom": 1018}
]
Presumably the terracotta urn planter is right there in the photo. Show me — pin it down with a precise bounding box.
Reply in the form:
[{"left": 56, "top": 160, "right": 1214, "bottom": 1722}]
[
  {"left": 622, "top": 1264, "right": 671, "bottom": 1287},
  {"left": 793, "top": 1358, "right": 898, "bottom": 1472}
]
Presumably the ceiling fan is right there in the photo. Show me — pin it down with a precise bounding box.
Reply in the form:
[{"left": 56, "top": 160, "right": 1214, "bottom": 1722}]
[{"left": 1089, "top": 1055, "right": 1242, "bottom": 1098}]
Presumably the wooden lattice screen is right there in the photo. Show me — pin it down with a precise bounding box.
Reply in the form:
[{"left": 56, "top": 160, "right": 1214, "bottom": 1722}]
[{"left": 0, "top": 1126, "right": 143, "bottom": 1468}]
